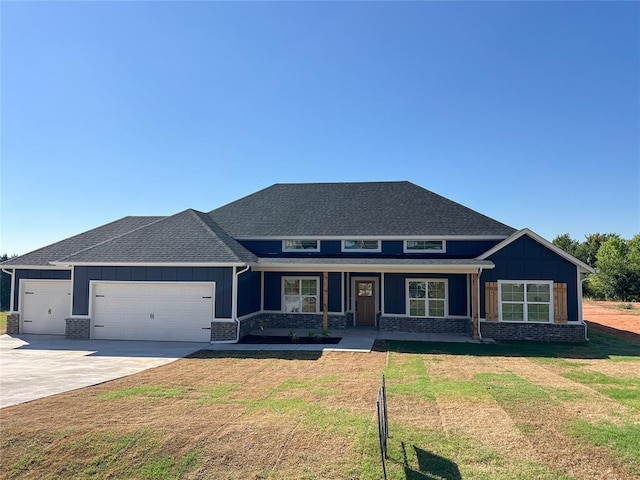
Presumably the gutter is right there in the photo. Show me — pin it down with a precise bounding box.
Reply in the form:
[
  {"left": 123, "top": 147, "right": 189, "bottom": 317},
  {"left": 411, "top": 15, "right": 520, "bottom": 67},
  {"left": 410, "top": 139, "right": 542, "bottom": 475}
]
[{"left": 210, "top": 265, "right": 251, "bottom": 344}]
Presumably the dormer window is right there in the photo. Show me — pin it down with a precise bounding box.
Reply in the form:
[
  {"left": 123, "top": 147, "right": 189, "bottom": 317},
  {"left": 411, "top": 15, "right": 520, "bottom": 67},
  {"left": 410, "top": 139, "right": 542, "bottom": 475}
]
[
  {"left": 341, "top": 240, "right": 381, "bottom": 252},
  {"left": 282, "top": 240, "right": 320, "bottom": 252},
  {"left": 404, "top": 240, "right": 446, "bottom": 253}
]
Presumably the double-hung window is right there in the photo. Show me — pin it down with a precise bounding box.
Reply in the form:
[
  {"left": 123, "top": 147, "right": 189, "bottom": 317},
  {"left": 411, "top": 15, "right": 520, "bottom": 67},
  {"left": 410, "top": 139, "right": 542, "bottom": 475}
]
[
  {"left": 282, "top": 277, "right": 319, "bottom": 313},
  {"left": 407, "top": 279, "right": 447, "bottom": 317},
  {"left": 499, "top": 280, "right": 552, "bottom": 322}
]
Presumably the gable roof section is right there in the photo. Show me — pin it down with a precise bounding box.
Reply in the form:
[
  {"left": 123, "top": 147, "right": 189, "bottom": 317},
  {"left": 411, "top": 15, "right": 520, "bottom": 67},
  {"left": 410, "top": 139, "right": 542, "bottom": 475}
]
[
  {"left": 208, "top": 181, "right": 516, "bottom": 238},
  {"left": 477, "top": 228, "right": 596, "bottom": 274},
  {"left": 52, "top": 209, "right": 257, "bottom": 265},
  {"left": 2, "top": 216, "right": 166, "bottom": 267}
]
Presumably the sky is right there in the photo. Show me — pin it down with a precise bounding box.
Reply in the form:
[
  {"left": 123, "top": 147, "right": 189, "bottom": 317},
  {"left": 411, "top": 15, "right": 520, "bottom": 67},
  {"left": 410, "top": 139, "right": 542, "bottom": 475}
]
[{"left": 1, "top": 1, "right": 639, "bottom": 256}]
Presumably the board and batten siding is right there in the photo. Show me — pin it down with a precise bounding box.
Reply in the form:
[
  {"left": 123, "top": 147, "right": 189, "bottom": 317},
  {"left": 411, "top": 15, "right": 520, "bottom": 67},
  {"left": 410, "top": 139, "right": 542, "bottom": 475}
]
[
  {"left": 72, "top": 266, "right": 234, "bottom": 318},
  {"left": 13, "top": 269, "right": 72, "bottom": 311},
  {"left": 480, "top": 235, "right": 579, "bottom": 321},
  {"left": 237, "top": 269, "right": 261, "bottom": 317},
  {"left": 383, "top": 273, "right": 468, "bottom": 316}
]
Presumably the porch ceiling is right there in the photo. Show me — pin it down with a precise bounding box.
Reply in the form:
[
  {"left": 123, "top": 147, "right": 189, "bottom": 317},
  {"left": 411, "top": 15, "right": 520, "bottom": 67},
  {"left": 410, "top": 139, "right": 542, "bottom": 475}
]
[{"left": 253, "top": 257, "right": 494, "bottom": 273}]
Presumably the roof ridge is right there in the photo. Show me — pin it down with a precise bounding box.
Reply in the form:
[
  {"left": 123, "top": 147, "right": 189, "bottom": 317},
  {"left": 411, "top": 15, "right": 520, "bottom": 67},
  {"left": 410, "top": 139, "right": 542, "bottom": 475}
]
[
  {"left": 188, "top": 209, "right": 256, "bottom": 263},
  {"left": 55, "top": 215, "right": 171, "bottom": 263}
]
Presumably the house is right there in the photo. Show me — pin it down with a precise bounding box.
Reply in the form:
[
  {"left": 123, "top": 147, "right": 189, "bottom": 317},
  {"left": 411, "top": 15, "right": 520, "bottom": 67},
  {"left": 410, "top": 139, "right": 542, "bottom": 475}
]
[{"left": 3, "top": 181, "right": 595, "bottom": 343}]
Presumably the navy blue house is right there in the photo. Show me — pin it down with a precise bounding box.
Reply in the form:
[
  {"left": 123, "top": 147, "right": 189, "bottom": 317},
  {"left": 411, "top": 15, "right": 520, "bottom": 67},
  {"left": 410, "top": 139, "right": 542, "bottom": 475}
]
[{"left": 3, "top": 182, "right": 594, "bottom": 343}]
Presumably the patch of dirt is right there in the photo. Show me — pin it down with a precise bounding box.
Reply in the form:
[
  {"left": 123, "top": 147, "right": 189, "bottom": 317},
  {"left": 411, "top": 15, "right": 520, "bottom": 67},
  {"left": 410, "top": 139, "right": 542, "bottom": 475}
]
[{"left": 584, "top": 301, "right": 640, "bottom": 343}]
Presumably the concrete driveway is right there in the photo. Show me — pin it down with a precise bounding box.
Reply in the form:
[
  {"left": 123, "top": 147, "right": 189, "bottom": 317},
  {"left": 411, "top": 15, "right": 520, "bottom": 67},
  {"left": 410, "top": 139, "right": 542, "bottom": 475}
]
[{"left": 0, "top": 334, "right": 205, "bottom": 408}]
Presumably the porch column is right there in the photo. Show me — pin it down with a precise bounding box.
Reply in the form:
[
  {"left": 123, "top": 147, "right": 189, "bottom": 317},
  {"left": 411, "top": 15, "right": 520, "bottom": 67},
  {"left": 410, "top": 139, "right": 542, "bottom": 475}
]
[
  {"left": 471, "top": 273, "right": 479, "bottom": 339},
  {"left": 323, "top": 271, "right": 329, "bottom": 332}
]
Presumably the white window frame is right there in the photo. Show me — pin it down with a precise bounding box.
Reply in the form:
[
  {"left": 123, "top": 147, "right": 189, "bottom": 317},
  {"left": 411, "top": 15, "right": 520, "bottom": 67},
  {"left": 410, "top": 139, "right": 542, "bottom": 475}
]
[
  {"left": 281, "top": 276, "right": 319, "bottom": 314},
  {"left": 405, "top": 278, "right": 448, "bottom": 318},
  {"left": 498, "top": 280, "right": 553, "bottom": 323},
  {"left": 282, "top": 240, "right": 320, "bottom": 252},
  {"left": 341, "top": 240, "right": 381, "bottom": 252},
  {"left": 403, "top": 240, "right": 446, "bottom": 253}
]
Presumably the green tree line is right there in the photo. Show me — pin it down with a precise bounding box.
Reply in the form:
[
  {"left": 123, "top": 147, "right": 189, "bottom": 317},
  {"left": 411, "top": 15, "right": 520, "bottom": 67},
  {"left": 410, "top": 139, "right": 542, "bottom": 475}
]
[{"left": 553, "top": 233, "right": 640, "bottom": 301}]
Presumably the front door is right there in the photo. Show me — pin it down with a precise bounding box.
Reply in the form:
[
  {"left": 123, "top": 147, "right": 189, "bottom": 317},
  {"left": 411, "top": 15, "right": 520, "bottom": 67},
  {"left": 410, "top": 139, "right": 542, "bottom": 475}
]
[{"left": 355, "top": 280, "right": 375, "bottom": 326}]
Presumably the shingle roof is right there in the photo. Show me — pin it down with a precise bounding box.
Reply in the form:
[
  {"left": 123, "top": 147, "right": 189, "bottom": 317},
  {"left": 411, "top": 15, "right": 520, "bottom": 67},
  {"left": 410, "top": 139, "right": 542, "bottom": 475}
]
[
  {"left": 2, "top": 216, "right": 165, "bottom": 267},
  {"left": 55, "top": 209, "right": 257, "bottom": 264},
  {"left": 209, "top": 181, "right": 515, "bottom": 237}
]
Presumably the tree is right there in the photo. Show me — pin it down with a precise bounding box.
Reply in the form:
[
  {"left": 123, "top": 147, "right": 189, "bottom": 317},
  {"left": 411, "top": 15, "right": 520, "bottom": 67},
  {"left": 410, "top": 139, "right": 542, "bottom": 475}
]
[
  {"left": 593, "top": 237, "right": 640, "bottom": 301},
  {"left": 552, "top": 233, "right": 582, "bottom": 259}
]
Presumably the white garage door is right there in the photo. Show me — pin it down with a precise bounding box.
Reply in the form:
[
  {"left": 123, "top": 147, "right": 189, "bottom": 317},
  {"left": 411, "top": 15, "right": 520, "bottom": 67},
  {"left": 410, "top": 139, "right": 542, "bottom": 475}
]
[
  {"left": 22, "top": 280, "right": 71, "bottom": 335},
  {"left": 92, "top": 282, "right": 214, "bottom": 342}
]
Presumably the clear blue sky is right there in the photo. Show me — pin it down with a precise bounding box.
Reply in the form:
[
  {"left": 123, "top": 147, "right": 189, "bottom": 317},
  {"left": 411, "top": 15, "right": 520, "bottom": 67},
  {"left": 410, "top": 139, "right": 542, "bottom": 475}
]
[{"left": 1, "top": 1, "right": 639, "bottom": 256}]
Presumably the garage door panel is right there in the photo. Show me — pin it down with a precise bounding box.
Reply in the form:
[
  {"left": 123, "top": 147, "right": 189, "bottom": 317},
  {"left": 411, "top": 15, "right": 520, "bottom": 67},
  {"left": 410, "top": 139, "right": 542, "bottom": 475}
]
[
  {"left": 93, "top": 282, "right": 214, "bottom": 342},
  {"left": 22, "top": 281, "right": 71, "bottom": 335}
]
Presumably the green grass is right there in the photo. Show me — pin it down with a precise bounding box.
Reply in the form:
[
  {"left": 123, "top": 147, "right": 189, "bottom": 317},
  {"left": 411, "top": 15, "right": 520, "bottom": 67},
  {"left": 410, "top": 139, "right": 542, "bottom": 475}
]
[
  {"left": 98, "top": 385, "right": 194, "bottom": 401},
  {"left": 562, "top": 370, "right": 640, "bottom": 410},
  {"left": 0, "top": 311, "right": 7, "bottom": 335},
  {"left": 569, "top": 420, "right": 640, "bottom": 474}
]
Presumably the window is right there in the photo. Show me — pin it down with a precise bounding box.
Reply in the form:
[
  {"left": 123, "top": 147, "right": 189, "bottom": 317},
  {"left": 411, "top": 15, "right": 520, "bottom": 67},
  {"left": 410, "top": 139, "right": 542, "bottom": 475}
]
[
  {"left": 499, "top": 281, "right": 552, "bottom": 322},
  {"left": 404, "top": 240, "right": 445, "bottom": 253},
  {"left": 406, "top": 279, "right": 447, "bottom": 317},
  {"left": 342, "top": 240, "right": 381, "bottom": 252},
  {"left": 282, "top": 277, "right": 319, "bottom": 313},
  {"left": 282, "top": 240, "right": 319, "bottom": 252}
]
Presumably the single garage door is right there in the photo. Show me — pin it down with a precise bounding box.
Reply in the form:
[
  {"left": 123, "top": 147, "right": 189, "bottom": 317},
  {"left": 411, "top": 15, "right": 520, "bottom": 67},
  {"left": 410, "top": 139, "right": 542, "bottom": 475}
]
[
  {"left": 92, "top": 282, "right": 214, "bottom": 342},
  {"left": 22, "top": 280, "right": 72, "bottom": 335}
]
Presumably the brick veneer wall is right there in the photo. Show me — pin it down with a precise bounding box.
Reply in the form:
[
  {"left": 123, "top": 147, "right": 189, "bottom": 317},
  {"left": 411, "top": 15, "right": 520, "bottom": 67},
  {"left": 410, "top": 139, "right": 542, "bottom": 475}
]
[
  {"left": 65, "top": 318, "right": 90, "bottom": 339},
  {"left": 480, "top": 321, "right": 587, "bottom": 343},
  {"left": 255, "top": 313, "right": 347, "bottom": 331},
  {"left": 379, "top": 316, "right": 473, "bottom": 335},
  {"left": 7, "top": 314, "right": 19, "bottom": 334},
  {"left": 210, "top": 321, "right": 237, "bottom": 342}
]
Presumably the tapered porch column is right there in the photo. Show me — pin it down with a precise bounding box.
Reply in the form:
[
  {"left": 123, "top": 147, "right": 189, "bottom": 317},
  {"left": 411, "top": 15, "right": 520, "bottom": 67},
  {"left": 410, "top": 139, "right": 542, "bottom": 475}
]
[
  {"left": 471, "top": 272, "right": 479, "bottom": 339},
  {"left": 323, "top": 271, "right": 329, "bottom": 332}
]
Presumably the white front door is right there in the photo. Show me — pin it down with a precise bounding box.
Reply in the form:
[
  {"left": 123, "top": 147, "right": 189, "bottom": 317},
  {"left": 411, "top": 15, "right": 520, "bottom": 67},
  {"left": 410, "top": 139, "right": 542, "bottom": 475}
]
[
  {"left": 21, "top": 280, "right": 71, "bottom": 335},
  {"left": 92, "top": 282, "right": 214, "bottom": 342}
]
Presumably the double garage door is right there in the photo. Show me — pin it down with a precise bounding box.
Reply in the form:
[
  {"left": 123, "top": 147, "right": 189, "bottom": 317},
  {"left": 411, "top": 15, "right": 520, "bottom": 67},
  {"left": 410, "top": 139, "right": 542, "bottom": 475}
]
[
  {"left": 92, "top": 282, "right": 214, "bottom": 342},
  {"left": 21, "top": 280, "right": 71, "bottom": 335}
]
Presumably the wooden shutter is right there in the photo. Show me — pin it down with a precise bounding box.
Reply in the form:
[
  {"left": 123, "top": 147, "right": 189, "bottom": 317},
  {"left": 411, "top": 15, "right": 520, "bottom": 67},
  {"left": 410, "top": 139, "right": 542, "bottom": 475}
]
[
  {"left": 485, "top": 282, "right": 498, "bottom": 321},
  {"left": 553, "top": 283, "right": 568, "bottom": 324}
]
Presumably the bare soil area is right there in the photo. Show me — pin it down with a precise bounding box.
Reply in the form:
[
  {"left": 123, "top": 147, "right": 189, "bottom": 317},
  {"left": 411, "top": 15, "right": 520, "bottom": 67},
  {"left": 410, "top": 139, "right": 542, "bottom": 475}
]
[{"left": 584, "top": 300, "right": 640, "bottom": 343}]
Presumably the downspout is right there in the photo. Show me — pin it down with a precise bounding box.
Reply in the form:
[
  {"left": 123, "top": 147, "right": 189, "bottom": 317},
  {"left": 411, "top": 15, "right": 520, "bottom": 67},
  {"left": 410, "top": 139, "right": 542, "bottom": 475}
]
[
  {"left": 477, "top": 268, "right": 483, "bottom": 342},
  {"left": 2, "top": 269, "right": 14, "bottom": 312},
  {"left": 209, "top": 265, "right": 250, "bottom": 344},
  {"left": 580, "top": 271, "right": 596, "bottom": 341}
]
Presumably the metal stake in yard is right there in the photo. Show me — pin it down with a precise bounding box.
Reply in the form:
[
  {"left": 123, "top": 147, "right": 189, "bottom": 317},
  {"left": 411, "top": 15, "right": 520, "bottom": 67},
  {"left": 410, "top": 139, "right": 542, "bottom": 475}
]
[{"left": 377, "top": 374, "right": 389, "bottom": 480}]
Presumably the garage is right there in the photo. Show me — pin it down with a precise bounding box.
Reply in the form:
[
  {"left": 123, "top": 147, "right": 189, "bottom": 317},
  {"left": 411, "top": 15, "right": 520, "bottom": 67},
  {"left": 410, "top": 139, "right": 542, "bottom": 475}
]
[
  {"left": 92, "top": 282, "right": 215, "bottom": 342},
  {"left": 21, "top": 280, "right": 72, "bottom": 335}
]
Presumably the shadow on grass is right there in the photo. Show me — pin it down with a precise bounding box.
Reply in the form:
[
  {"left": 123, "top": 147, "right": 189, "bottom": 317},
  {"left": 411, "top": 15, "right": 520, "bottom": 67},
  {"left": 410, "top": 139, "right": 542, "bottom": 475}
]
[
  {"left": 186, "top": 350, "right": 323, "bottom": 361},
  {"left": 585, "top": 321, "right": 640, "bottom": 344},
  {"left": 399, "top": 442, "right": 461, "bottom": 480},
  {"left": 373, "top": 330, "right": 640, "bottom": 360}
]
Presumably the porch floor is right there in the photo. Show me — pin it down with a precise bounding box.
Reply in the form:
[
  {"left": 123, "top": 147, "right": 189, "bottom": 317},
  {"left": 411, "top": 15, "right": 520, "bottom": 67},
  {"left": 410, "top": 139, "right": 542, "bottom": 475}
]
[{"left": 206, "top": 328, "right": 481, "bottom": 353}]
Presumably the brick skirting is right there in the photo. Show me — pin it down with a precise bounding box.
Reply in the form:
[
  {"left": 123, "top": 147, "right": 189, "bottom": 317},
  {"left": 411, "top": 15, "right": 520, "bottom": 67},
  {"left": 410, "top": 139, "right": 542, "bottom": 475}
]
[
  {"left": 480, "top": 321, "right": 587, "bottom": 343},
  {"left": 255, "top": 313, "right": 347, "bottom": 331},
  {"left": 7, "top": 314, "right": 19, "bottom": 334},
  {"left": 379, "top": 316, "right": 473, "bottom": 336},
  {"left": 210, "top": 321, "right": 237, "bottom": 342},
  {"left": 65, "top": 318, "right": 90, "bottom": 340}
]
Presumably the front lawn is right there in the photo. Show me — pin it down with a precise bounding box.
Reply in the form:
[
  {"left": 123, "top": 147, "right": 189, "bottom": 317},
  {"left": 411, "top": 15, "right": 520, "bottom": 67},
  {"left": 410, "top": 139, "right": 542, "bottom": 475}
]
[
  {"left": 0, "top": 312, "right": 7, "bottom": 335},
  {"left": 1, "top": 332, "right": 639, "bottom": 479}
]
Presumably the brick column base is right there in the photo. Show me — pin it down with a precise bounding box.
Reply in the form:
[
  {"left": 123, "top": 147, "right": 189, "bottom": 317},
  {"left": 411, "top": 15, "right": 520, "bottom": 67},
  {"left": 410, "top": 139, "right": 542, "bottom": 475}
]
[
  {"left": 7, "top": 314, "right": 20, "bottom": 334},
  {"left": 65, "top": 318, "right": 90, "bottom": 339}
]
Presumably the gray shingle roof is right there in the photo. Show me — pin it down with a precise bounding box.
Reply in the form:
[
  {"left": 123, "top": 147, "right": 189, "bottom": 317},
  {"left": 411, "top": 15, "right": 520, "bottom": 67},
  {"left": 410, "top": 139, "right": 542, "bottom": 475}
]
[
  {"left": 56, "top": 209, "right": 257, "bottom": 264},
  {"left": 209, "top": 181, "right": 515, "bottom": 237},
  {"left": 2, "top": 216, "right": 165, "bottom": 267}
]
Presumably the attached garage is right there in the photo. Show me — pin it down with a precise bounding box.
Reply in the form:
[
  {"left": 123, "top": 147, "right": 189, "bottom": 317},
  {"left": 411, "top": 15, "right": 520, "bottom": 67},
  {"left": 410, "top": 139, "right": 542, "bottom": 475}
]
[
  {"left": 21, "top": 280, "right": 72, "bottom": 335},
  {"left": 91, "top": 282, "right": 215, "bottom": 342}
]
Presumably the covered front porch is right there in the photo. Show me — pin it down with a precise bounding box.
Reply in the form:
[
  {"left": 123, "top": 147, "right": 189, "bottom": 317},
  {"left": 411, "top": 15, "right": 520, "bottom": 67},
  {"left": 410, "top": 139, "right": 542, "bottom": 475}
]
[{"left": 225, "top": 258, "right": 494, "bottom": 342}]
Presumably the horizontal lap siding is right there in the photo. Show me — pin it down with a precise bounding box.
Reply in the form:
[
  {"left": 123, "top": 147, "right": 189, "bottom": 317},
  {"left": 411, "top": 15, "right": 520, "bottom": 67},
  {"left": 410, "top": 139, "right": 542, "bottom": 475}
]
[
  {"left": 72, "top": 266, "right": 233, "bottom": 318},
  {"left": 13, "top": 269, "right": 72, "bottom": 311},
  {"left": 384, "top": 273, "right": 467, "bottom": 316},
  {"left": 481, "top": 235, "right": 578, "bottom": 321}
]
